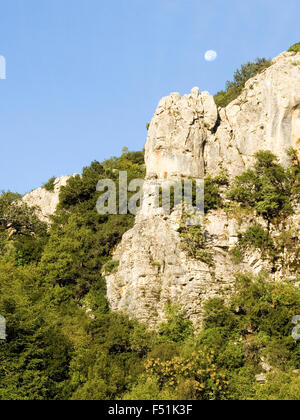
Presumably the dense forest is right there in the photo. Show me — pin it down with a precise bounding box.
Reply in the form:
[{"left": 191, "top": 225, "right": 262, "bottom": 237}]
[{"left": 0, "top": 146, "right": 299, "bottom": 400}]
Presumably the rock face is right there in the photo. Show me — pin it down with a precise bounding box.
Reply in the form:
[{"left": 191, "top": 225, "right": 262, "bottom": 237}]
[
  {"left": 23, "top": 176, "right": 70, "bottom": 224},
  {"left": 107, "top": 51, "right": 300, "bottom": 327},
  {"left": 146, "top": 52, "right": 300, "bottom": 181},
  {"left": 107, "top": 205, "right": 299, "bottom": 328},
  {"left": 108, "top": 211, "right": 258, "bottom": 327},
  {"left": 145, "top": 88, "right": 218, "bottom": 180},
  {"left": 205, "top": 52, "right": 300, "bottom": 176}
]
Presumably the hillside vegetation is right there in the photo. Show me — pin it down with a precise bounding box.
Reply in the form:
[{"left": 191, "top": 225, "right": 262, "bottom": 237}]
[
  {"left": 0, "top": 147, "right": 299, "bottom": 400},
  {"left": 214, "top": 43, "right": 300, "bottom": 108}
]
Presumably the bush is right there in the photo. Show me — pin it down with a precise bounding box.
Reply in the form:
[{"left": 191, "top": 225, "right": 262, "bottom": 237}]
[
  {"left": 228, "top": 150, "right": 297, "bottom": 224},
  {"left": 237, "top": 224, "right": 274, "bottom": 254},
  {"left": 103, "top": 260, "right": 119, "bottom": 274},
  {"left": 214, "top": 58, "right": 272, "bottom": 108},
  {"left": 126, "top": 348, "right": 229, "bottom": 400},
  {"left": 43, "top": 177, "right": 56, "bottom": 192},
  {"left": 179, "top": 223, "right": 214, "bottom": 267},
  {"left": 204, "top": 173, "right": 228, "bottom": 212},
  {"left": 255, "top": 371, "right": 300, "bottom": 400},
  {"left": 198, "top": 274, "right": 300, "bottom": 399},
  {"left": 288, "top": 43, "right": 300, "bottom": 53},
  {"left": 158, "top": 305, "right": 194, "bottom": 344}
]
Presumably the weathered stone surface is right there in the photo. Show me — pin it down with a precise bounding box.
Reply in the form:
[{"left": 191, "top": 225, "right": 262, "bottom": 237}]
[
  {"left": 107, "top": 205, "right": 299, "bottom": 328},
  {"left": 107, "top": 213, "right": 238, "bottom": 328},
  {"left": 145, "top": 89, "right": 218, "bottom": 180},
  {"left": 107, "top": 51, "right": 300, "bottom": 327},
  {"left": 23, "top": 176, "right": 70, "bottom": 223},
  {"left": 205, "top": 52, "right": 300, "bottom": 176}
]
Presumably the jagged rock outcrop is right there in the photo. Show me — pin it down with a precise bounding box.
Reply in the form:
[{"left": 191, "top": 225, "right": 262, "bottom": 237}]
[
  {"left": 146, "top": 52, "right": 300, "bottom": 181},
  {"left": 23, "top": 176, "right": 70, "bottom": 224},
  {"left": 205, "top": 52, "right": 300, "bottom": 177},
  {"left": 107, "top": 51, "right": 300, "bottom": 327},
  {"left": 145, "top": 88, "right": 218, "bottom": 180}
]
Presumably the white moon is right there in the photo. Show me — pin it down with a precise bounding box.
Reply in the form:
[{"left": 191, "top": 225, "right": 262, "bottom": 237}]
[{"left": 204, "top": 50, "right": 217, "bottom": 62}]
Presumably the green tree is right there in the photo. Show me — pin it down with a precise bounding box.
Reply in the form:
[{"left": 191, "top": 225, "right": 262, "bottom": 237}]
[
  {"left": 228, "top": 151, "right": 297, "bottom": 226},
  {"left": 288, "top": 42, "right": 300, "bottom": 53},
  {"left": 0, "top": 262, "right": 73, "bottom": 400},
  {"left": 158, "top": 306, "right": 194, "bottom": 344},
  {"left": 0, "top": 192, "right": 48, "bottom": 265},
  {"left": 214, "top": 58, "right": 272, "bottom": 107},
  {"left": 43, "top": 177, "right": 56, "bottom": 192}
]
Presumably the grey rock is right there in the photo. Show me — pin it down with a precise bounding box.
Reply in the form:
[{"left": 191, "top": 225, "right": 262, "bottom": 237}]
[{"left": 107, "top": 52, "right": 300, "bottom": 328}]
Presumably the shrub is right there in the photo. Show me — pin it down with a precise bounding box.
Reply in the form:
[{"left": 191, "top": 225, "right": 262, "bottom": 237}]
[
  {"left": 43, "top": 177, "right": 56, "bottom": 192},
  {"left": 228, "top": 150, "right": 296, "bottom": 225},
  {"left": 103, "top": 260, "right": 119, "bottom": 274},
  {"left": 158, "top": 305, "right": 194, "bottom": 344},
  {"left": 255, "top": 371, "right": 300, "bottom": 400},
  {"left": 237, "top": 224, "right": 274, "bottom": 254},
  {"left": 179, "top": 223, "right": 214, "bottom": 267},
  {"left": 204, "top": 173, "right": 228, "bottom": 212},
  {"left": 288, "top": 43, "right": 300, "bottom": 53},
  {"left": 126, "top": 348, "right": 229, "bottom": 400},
  {"left": 214, "top": 58, "right": 272, "bottom": 108}
]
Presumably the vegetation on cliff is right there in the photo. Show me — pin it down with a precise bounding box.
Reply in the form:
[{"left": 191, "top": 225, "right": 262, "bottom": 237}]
[
  {"left": 214, "top": 58, "right": 272, "bottom": 108},
  {"left": 288, "top": 42, "right": 300, "bottom": 53},
  {"left": 0, "top": 148, "right": 299, "bottom": 400},
  {"left": 42, "top": 177, "right": 56, "bottom": 192}
]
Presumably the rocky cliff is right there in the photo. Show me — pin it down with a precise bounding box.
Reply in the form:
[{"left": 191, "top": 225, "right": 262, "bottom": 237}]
[
  {"left": 23, "top": 176, "right": 70, "bottom": 224},
  {"left": 146, "top": 52, "right": 300, "bottom": 182},
  {"left": 106, "top": 51, "right": 300, "bottom": 328}
]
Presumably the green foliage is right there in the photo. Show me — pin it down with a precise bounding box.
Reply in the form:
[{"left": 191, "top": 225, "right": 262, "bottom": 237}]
[
  {"left": 288, "top": 43, "right": 300, "bottom": 53},
  {"left": 214, "top": 58, "right": 272, "bottom": 107},
  {"left": 197, "top": 274, "right": 300, "bottom": 400},
  {"left": 255, "top": 371, "right": 300, "bottom": 400},
  {"left": 132, "top": 348, "right": 229, "bottom": 400},
  {"left": 227, "top": 150, "right": 299, "bottom": 271},
  {"left": 237, "top": 224, "right": 274, "bottom": 255},
  {"left": 158, "top": 173, "right": 228, "bottom": 215},
  {"left": 228, "top": 150, "right": 298, "bottom": 224},
  {"left": 41, "top": 152, "right": 145, "bottom": 299},
  {"left": 0, "top": 192, "right": 48, "bottom": 265},
  {"left": 230, "top": 224, "right": 275, "bottom": 265},
  {"left": 204, "top": 173, "right": 228, "bottom": 212},
  {"left": 103, "top": 260, "right": 119, "bottom": 274},
  {"left": 158, "top": 306, "right": 194, "bottom": 344},
  {"left": 43, "top": 177, "right": 56, "bottom": 192},
  {"left": 0, "top": 262, "right": 74, "bottom": 400},
  {"left": 179, "top": 222, "right": 214, "bottom": 267},
  {"left": 0, "top": 150, "right": 148, "bottom": 401},
  {"left": 1, "top": 147, "right": 299, "bottom": 400},
  {"left": 286, "top": 147, "right": 300, "bottom": 199}
]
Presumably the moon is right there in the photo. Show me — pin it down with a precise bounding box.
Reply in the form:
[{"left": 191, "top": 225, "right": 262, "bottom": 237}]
[{"left": 204, "top": 50, "right": 217, "bottom": 62}]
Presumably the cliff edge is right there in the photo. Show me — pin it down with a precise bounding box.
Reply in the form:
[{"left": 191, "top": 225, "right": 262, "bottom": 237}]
[{"left": 106, "top": 51, "right": 300, "bottom": 327}]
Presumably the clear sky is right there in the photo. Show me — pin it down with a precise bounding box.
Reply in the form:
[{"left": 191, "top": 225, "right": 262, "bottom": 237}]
[{"left": 0, "top": 0, "right": 299, "bottom": 193}]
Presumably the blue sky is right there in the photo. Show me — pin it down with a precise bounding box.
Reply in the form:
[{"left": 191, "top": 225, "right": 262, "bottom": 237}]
[{"left": 0, "top": 0, "right": 299, "bottom": 193}]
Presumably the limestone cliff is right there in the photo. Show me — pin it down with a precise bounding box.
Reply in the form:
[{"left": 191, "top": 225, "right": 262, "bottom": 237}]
[
  {"left": 23, "top": 176, "right": 70, "bottom": 224},
  {"left": 107, "top": 51, "right": 300, "bottom": 327},
  {"left": 146, "top": 51, "right": 300, "bottom": 181}
]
